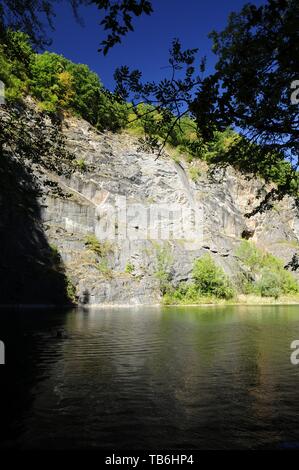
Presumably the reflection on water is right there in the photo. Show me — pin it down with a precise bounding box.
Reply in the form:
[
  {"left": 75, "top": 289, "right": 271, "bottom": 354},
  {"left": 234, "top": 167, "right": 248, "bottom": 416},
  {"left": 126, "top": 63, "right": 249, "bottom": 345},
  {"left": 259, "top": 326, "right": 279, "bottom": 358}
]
[{"left": 1, "top": 305, "right": 299, "bottom": 449}]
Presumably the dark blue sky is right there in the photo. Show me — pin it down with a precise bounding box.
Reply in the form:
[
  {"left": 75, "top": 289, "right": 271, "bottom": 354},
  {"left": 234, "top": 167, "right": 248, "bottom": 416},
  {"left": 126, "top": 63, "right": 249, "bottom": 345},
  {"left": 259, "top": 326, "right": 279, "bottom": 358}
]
[{"left": 47, "top": 0, "right": 265, "bottom": 90}]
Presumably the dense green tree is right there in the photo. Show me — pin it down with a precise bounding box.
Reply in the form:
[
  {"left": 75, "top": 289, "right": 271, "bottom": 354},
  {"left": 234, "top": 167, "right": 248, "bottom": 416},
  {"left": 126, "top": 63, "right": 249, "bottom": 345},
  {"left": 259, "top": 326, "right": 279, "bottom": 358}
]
[
  {"left": 97, "top": 92, "right": 128, "bottom": 131},
  {"left": 30, "top": 52, "right": 73, "bottom": 111},
  {"left": 66, "top": 63, "right": 103, "bottom": 125},
  {"left": 0, "top": 30, "right": 129, "bottom": 133},
  {"left": 0, "top": 30, "right": 33, "bottom": 100}
]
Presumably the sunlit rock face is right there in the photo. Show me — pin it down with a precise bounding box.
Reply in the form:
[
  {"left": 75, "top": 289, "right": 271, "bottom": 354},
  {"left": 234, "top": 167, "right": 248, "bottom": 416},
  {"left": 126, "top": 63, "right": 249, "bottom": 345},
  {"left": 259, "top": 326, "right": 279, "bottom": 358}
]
[
  {"left": 36, "top": 114, "right": 298, "bottom": 306},
  {"left": 2, "top": 102, "right": 299, "bottom": 306}
]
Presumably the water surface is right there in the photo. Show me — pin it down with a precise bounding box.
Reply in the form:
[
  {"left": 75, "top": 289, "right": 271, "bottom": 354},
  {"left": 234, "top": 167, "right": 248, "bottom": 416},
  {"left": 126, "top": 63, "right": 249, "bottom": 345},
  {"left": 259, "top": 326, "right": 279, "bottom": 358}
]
[{"left": 1, "top": 305, "right": 299, "bottom": 449}]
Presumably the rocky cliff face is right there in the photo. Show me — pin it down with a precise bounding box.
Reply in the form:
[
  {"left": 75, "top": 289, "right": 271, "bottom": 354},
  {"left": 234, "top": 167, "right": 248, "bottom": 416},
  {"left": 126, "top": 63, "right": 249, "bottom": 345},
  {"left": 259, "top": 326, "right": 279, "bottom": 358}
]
[{"left": 2, "top": 101, "right": 299, "bottom": 306}]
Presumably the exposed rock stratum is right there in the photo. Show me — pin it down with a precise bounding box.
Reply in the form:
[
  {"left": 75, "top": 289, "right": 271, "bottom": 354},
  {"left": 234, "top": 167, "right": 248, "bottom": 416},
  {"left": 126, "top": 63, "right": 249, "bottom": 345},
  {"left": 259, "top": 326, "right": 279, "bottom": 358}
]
[{"left": 1, "top": 101, "right": 298, "bottom": 305}]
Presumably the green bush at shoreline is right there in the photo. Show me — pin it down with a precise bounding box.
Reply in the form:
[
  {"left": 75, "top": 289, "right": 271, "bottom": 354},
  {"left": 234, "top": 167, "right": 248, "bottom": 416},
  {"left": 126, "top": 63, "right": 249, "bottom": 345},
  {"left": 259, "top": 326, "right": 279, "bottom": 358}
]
[
  {"left": 163, "top": 245, "right": 299, "bottom": 305},
  {"left": 163, "top": 254, "right": 235, "bottom": 304},
  {"left": 236, "top": 240, "right": 298, "bottom": 298}
]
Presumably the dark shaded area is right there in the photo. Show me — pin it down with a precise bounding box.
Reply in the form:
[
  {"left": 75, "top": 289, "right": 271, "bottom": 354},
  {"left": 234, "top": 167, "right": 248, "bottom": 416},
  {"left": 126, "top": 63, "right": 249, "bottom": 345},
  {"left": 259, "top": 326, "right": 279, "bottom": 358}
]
[
  {"left": 0, "top": 105, "right": 73, "bottom": 305},
  {"left": 0, "top": 151, "right": 71, "bottom": 305},
  {"left": 241, "top": 228, "right": 255, "bottom": 240},
  {"left": 285, "top": 253, "right": 299, "bottom": 272},
  {"left": 0, "top": 308, "right": 68, "bottom": 448},
  {"left": 81, "top": 289, "right": 90, "bottom": 305}
]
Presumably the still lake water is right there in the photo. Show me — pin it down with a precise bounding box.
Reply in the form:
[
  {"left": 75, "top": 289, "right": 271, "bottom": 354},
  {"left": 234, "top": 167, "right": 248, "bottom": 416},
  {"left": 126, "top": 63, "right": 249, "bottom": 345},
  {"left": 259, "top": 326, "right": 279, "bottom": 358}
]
[{"left": 1, "top": 305, "right": 299, "bottom": 450}]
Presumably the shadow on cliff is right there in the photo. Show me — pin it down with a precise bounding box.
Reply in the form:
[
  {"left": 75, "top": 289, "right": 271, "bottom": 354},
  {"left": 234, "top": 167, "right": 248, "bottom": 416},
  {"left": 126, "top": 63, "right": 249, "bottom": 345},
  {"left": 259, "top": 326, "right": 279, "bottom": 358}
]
[{"left": 0, "top": 149, "right": 72, "bottom": 306}]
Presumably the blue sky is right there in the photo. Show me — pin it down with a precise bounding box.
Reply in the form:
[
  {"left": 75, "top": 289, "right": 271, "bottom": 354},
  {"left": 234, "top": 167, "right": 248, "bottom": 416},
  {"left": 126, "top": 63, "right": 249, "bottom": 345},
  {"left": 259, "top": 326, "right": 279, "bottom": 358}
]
[{"left": 47, "top": 0, "right": 265, "bottom": 91}]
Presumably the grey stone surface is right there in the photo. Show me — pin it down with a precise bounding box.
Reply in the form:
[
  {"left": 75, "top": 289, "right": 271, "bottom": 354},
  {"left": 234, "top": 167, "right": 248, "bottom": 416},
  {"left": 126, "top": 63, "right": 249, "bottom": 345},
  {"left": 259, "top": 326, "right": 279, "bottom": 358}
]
[{"left": 3, "top": 103, "right": 299, "bottom": 305}]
